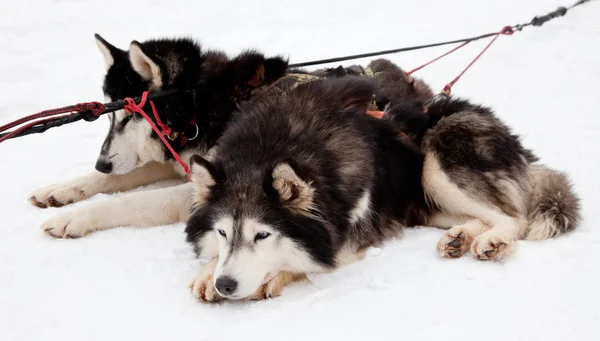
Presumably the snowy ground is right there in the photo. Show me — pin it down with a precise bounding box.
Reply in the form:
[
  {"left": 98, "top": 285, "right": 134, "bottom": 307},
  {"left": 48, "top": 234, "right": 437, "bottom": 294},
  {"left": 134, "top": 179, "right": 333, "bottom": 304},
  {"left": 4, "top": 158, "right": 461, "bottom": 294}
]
[{"left": 1, "top": 0, "right": 599, "bottom": 340}]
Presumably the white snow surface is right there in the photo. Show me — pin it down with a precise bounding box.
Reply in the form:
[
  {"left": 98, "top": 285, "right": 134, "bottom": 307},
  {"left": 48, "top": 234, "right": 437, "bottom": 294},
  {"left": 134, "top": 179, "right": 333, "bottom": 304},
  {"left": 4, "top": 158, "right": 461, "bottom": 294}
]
[{"left": 1, "top": 0, "right": 599, "bottom": 340}]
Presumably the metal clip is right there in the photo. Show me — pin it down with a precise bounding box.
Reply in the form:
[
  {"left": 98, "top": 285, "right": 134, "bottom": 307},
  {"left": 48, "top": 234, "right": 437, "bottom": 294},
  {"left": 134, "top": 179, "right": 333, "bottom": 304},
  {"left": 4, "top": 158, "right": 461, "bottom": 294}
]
[{"left": 167, "top": 131, "right": 179, "bottom": 141}]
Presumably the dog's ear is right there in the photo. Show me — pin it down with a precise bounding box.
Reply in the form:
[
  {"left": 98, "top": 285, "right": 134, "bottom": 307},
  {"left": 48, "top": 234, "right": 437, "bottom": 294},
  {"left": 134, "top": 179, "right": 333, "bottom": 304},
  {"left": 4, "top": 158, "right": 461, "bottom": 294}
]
[
  {"left": 129, "top": 41, "right": 164, "bottom": 89},
  {"left": 262, "top": 56, "right": 289, "bottom": 84},
  {"left": 230, "top": 52, "right": 288, "bottom": 97},
  {"left": 94, "top": 33, "right": 124, "bottom": 70},
  {"left": 190, "top": 155, "right": 218, "bottom": 203},
  {"left": 271, "top": 162, "right": 315, "bottom": 213}
]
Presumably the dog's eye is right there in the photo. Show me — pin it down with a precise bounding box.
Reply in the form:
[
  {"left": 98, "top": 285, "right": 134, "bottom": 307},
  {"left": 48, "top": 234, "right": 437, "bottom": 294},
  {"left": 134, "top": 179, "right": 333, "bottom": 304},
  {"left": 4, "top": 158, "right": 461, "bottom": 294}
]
[
  {"left": 254, "top": 231, "right": 271, "bottom": 242},
  {"left": 218, "top": 229, "right": 227, "bottom": 238}
]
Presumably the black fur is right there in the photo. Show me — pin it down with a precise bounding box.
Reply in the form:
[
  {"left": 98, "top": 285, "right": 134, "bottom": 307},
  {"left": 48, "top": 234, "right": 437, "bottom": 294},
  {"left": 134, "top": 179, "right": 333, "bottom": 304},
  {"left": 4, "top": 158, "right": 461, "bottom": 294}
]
[
  {"left": 385, "top": 95, "right": 581, "bottom": 242},
  {"left": 97, "top": 34, "right": 289, "bottom": 164},
  {"left": 185, "top": 77, "right": 427, "bottom": 268}
]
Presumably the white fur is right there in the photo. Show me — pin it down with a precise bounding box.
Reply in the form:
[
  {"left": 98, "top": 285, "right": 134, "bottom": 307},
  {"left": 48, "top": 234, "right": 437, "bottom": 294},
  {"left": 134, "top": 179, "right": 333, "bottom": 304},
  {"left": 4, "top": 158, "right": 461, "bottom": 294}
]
[
  {"left": 526, "top": 218, "right": 559, "bottom": 240},
  {"left": 189, "top": 257, "right": 221, "bottom": 302},
  {"left": 349, "top": 190, "right": 371, "bottom": 224},
  {"left": 210, "top": 217, "right": 325, "bottom": 299},
  {"left": 95, "top": 36, "right": 114, "bottom": 69},
  {"left": 334, "top": 242, "right": 367, "bottom": 267},
  {"left": 272, "top": 163, "right": 315, "bottom": 213},
  {"left": 41, "top": 182, "right": 194, "bottom": 238},
  {"left": 30, "top": 161, "right": 180, "bottom": 209},
  {"left": 100, "top": 110, "right": 168, "bottom": 175},
  {"left": 423, "top": 153, "right": 526, "bottom": 259},
  {"left": 129, "top": 42, "right": 163, "bottom": 90}
]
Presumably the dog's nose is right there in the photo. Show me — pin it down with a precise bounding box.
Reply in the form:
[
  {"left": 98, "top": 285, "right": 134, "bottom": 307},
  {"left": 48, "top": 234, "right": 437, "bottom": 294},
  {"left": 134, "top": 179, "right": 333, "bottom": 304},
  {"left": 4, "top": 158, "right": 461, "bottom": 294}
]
[
  {"left": 215, "top": 276, "right": 238, "bottom": 296},
  {"left": 95, "top": 160, "right": 113, "bottom": 174}
]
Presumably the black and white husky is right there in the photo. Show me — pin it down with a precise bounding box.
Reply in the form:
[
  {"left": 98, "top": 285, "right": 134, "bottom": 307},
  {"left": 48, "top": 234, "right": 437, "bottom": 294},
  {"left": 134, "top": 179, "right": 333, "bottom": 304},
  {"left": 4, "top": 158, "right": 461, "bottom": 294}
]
[
  {"left": 185, "top": 76, "right": 427, "bottom": 301},
  {"left": 29, "top": 36, "right": 430, "bottom": 240},
  {"left": 29, "top": 34, "right": 288, "bottom": 237},
  {"left": 185, "top": 77, "right": 580, "bottom": 302}
]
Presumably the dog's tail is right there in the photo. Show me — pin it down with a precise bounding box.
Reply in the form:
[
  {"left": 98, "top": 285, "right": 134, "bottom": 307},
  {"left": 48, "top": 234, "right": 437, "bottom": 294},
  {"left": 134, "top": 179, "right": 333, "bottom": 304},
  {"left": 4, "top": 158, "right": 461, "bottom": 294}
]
[{"left": 525, "top": 164, "right": 581, "bottom": 240}]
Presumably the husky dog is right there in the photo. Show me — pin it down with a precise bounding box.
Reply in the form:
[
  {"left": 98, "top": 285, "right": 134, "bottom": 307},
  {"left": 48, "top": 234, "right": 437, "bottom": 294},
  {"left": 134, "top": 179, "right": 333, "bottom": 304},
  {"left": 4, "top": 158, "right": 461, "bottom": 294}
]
[
  {"left": 384, "top": 97, "right": 581, "bottom": 260},
  {"left": 185, "top": 78, "right": 581, "bottom": 302},
  {"left": 29, "top": 37, "right": 431, "bottom": 239},
  {"left": 29, "top": 34, "right": 288, "bottom": 238},
  {"left": 185, "top": 77, "right": 427, "bottom": 302}
]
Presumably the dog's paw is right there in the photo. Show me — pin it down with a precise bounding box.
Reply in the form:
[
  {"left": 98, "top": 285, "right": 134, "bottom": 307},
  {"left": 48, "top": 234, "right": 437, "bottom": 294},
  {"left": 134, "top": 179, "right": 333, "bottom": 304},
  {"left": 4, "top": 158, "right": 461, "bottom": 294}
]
[
  {"left": 246, "top": 272, "right": 304, "bottom": 301},
  {"left": 40, "top": 210, "right": 95, "bottom": 238},
  {"left": 437, "top": 232, "right": 465, "bottom": 259},
  {"left": 471, "top": 232, "right": 513, "bottom": 260},
  {"left": 437, "top": 230, "right": 472, "bottom": 258},
  {"left": 29, "top": 183, "right": 86, "bottom": 208},
  {"left": 247, "top": 281, "right": 282, "bottom": 301},
  {"left": 189, "top": 272, "right": 222, "bottom": 303}
]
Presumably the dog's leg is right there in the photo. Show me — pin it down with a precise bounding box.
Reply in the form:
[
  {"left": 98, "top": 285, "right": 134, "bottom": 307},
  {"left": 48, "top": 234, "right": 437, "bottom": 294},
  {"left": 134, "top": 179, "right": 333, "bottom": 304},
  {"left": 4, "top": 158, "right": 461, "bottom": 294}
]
[
  {"left": 189, "top": 257, "right": 222, "bottom": 303},
  {"left": 41, "top": 182, "right": 193, "bottom": 238},
  {"left": 247, "top": 272, "right": 308, "bottom": 301},
  {"left": 434, "top": 214, "right": 490, "bottom": 258},
  {"left": 424, "top": 153, "right": 527, "bottom": 261},
  {"left": 470, "top": 215, "right": 525, "bottom": 261},
  {"left": 29, "top": 161, "right": 181, "bottom": 208},
  {"left": 245, "top": 243, "right": 370, "bottom": 301}
]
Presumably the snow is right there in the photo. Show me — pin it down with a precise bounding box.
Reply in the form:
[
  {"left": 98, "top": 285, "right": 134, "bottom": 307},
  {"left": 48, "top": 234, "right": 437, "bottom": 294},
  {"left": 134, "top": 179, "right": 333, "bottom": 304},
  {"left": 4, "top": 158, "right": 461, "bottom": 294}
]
[{"left": 1, "top": 0, "right": 599, "bottom": 340}]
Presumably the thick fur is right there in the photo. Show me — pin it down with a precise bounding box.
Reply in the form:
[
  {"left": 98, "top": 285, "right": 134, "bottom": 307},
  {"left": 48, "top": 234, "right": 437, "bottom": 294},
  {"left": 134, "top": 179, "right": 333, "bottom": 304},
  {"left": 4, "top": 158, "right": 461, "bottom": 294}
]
[
  {"left": 30, "top": 34, "right": 433, "bottom": 239},
  {"left": 385, "top": 97, "right": 581, "bottom": 259},
  {"left": 185, "top": 77, "right": 427, "bottom": 300},
  {"left": 304, "top": 58, "right": 434, "bottom": 109},
  {"left": 32, "top": 34, "right": 288, "bottom": 238}
]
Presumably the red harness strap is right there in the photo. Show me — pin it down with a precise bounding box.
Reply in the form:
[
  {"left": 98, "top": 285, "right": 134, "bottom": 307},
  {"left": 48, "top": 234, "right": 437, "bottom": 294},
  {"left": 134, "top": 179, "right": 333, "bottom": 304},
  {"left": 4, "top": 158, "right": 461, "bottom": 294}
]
[
  {"left": 406, "top": 41, "right": 471, "bottom": 77},
  {"left": 123, "top": 92, "right": 192, "bottom": 178},
  {"left": 442, "top": 26, "right": 514, "bottom": 95},
  {"left": 366, "top": 110, "right": 385, "bottom": 119},
  {"left": 403, "top": 26, "right": 515, "bottom": 95}
]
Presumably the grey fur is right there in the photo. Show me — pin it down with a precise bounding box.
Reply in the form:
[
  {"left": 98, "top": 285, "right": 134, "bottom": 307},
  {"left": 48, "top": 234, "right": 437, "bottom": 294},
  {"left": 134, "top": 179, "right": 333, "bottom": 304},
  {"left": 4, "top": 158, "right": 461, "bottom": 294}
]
[
  {"left": 526, "top": 165, "right": 581, "bottom": 239},
  {"left": 415, "top": 96, "right": 581, "bottom": 242}
]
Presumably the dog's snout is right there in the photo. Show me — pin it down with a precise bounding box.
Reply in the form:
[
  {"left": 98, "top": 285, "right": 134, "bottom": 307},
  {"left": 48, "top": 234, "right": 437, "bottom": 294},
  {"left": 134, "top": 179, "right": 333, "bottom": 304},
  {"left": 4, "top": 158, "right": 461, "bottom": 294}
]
[
  {"left": 95, "top": 159, "right": 113, "bottom": 174},
  {"left": 215, "top": 276, "right": 238, "bottom": 296}
]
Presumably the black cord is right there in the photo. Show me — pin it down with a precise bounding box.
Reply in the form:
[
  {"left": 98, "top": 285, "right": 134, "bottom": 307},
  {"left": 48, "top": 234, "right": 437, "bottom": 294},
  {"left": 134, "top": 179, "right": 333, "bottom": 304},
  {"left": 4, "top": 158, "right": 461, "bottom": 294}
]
[
  {"left": 0, "top": 0, "right": 596, "bottom": 142},
  {"left": 289, "top": 0, "right": 595, "bottom": 68}
]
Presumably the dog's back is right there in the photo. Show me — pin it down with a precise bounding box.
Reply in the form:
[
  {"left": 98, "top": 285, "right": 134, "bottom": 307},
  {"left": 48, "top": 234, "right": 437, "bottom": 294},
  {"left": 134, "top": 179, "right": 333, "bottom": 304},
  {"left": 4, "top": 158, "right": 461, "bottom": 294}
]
[
  {"left": 186, "top": 77, "right": 428, "bottom": 291},
  {"left": 385, "top": 96, "right": 581, "bottom": 260}
]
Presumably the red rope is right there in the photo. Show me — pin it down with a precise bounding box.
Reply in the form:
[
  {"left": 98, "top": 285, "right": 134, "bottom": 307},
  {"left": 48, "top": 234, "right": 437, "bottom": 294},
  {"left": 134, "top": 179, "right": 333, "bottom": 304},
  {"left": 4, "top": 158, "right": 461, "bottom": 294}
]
[
  {"left": 442, "top": 26, "right": 514, "bottom": 95},
  {"left": 123, "top": 92, "right": 192, "bottom": 178},
  {"left": 0, "top": 102, "right": 105, "bottom": 134},
  {"left": 406, "top": 41, "right": 471, "bottom": 76}
]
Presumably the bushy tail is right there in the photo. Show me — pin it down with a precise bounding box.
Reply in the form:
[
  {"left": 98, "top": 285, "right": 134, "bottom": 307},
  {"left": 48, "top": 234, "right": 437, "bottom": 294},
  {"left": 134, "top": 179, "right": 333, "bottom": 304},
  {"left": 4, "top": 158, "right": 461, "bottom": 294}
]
[{"left": 525, "top": 165, "right": 581, "bottom": 240}]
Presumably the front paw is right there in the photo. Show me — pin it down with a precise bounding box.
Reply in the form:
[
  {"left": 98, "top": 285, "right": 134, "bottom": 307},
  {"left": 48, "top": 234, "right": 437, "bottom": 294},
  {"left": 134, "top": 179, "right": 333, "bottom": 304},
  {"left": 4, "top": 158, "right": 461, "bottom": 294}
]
[
  {"left": 246, "top": 272, "right": 304, "bottom": 301},
  {"left": 41, "top": 210, "right": 96, "bottom": 238},
  {"left": 29, "top": 184, "right": 86, "bottom": 208},
  {"left": 189, "top": 273, "right": 222, "bottom": 303}
]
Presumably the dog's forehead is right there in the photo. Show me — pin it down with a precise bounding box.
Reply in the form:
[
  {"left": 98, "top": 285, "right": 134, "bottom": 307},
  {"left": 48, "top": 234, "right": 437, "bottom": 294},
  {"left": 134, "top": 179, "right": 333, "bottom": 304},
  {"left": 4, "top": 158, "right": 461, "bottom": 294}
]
[{"left": 213, "top": 214, "right": 271, "bottom": 235}]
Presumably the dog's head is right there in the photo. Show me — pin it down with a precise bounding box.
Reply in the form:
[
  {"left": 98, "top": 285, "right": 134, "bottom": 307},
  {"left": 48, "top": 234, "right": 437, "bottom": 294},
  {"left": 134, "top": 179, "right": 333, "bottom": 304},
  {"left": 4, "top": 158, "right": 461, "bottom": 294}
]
[
  {"left": 185, "top": 78, "right": 377, "bottom": 300},
  {"left": 186, "top": 156, "right": 333, "bottom": 299},
  {"left": 94, "top": 34, "right": 287, "bottom": 175}
]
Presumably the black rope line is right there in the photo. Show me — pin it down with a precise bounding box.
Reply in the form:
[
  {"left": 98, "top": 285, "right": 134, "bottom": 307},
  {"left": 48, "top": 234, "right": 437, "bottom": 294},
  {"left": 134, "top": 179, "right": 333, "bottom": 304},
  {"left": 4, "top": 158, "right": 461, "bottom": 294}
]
[
  {"left": 0, "top": 88, "right": 180, "bottom": 140},
  {"left": 0, "top": 0, "right": 595, "bottom": 143},
  {"left": 289, "top": 0, "right": 595, "bottom": 68}
]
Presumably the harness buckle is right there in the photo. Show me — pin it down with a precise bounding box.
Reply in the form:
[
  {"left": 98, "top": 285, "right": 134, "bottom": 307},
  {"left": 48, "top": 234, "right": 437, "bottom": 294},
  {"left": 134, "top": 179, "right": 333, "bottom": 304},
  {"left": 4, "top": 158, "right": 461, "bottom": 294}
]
[{"left": 167, "top": 131, "right": 179, "bottom": 141}]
